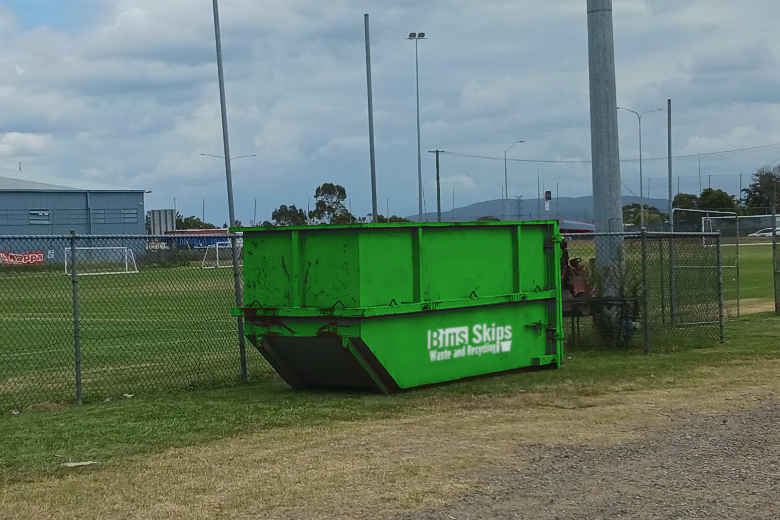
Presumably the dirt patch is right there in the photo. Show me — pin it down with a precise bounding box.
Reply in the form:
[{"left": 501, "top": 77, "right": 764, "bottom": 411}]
[
  {"left": 0, "top": 362, "right": 778, "bottom": 519},
  {"left": 730, "top": 297, "right": 776, "bottom": 316}
]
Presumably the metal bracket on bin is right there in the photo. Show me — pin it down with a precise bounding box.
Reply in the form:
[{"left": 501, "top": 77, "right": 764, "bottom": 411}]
[{"left": 525, "top": 321, "right": 544, "bottom": 335}]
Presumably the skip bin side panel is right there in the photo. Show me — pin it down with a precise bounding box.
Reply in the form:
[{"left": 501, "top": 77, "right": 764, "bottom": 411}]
[
  {"left": 243, "top": 232, "right": 294, "bottom": 307},
  {"left": 517, "top": 226, "right": 548, "bottom": 293},
  {"left": 422, "top": 227, "right": 515, "bottom": 301},
  {"left": 358, "top": 229, "right": 415, "bottom": 308},
  {"left": 301, "top": 230, "right": 360, "bottom": 309},
  {"left": 360, "top": 302, "right": 557, "bottom": 389}
]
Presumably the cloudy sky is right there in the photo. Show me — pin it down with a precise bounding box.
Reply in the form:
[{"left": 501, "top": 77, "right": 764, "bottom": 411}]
[{"left": 2, "top": 0, "right": 780, "bottom": 223}]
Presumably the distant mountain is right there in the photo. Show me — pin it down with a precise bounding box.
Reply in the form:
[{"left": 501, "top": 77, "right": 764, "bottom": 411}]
[{"left": 409, "top": 195, "right": 669, "bottom": 226}]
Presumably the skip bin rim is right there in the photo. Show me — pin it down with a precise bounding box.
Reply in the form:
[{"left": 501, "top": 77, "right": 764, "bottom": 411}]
[{"left": 230, "top": 219, "right": 561, "bottom": 233}]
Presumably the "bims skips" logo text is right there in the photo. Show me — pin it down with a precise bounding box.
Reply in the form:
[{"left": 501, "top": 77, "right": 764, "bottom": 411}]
[{"left": 426, "top": 323, "right": 512, "bottom": 362}]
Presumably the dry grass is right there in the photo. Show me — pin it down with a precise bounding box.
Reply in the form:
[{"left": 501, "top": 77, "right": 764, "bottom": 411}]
[{"left": 1, "top": 359, "right": 777, "bottom": 520}]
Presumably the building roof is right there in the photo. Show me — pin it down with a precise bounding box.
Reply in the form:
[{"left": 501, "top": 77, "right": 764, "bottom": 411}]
[
  {"left": 0, "top": 175, "right": 144, "bottom": 193},
  {"left": 0, "top": 175, "right": 76, "bottom": 191}
]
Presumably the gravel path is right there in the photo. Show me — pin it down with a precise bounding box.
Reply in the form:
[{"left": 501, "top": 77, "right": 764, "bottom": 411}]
[{"left": 396, "top": 402, "right": 779, "bottom": 520}]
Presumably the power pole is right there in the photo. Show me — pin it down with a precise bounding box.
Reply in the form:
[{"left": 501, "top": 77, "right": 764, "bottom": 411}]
[{"left": 427, "top": 149, "right": 444, "bottom": 222}]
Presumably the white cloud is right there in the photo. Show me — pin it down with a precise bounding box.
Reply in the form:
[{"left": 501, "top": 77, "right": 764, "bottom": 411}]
[{"left": 0, "top": 132, "right": 51, "bottom": 156}]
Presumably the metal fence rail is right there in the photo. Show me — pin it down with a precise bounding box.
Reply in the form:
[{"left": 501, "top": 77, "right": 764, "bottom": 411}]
[
  {"left": 562, "top": 232, "right": 724, "bottom": 351},
  {"left": 1, "top": 233, "right": 270, "bottom": 409}
]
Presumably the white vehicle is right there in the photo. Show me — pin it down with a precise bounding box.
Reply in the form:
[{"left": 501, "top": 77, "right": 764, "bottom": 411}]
[{"left": 747, "top": 228, "right": 777, "bottom": 237}]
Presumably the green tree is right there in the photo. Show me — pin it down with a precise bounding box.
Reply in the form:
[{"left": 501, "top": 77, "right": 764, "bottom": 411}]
[
  {"left": 622, "top": 204, "right": 666, "bottom": 228},
  {"left": 309, "top": 182, "right": 356, "bottom": 224},
  {"left": 271, "top": 204, "right": 307, "bottom": 226},
  {"left": 673, "top": 193, "right": 699, "bottom": 209},
  {"left": 375, "top": 214, "right": 410, "bottom": 223},
  {"left": 175, "top": 213, "right": 217, "bottom": 229},
  {"left": 742, "top": 167, "right": 780, "bottom": 209},
  {"left": 697, "top": 188, "right": 736, "bottom": 211}
]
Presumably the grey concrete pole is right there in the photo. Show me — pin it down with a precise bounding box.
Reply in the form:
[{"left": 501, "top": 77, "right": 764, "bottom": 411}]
[
  {"left": 587, "top": 0, "right": 623, "bottom": 235},
  {"left": 364, "top": 14, "right": 378, "bottom": 222},
  {"left": 212, "top": 0, "right": 247, "bottom": 381}
]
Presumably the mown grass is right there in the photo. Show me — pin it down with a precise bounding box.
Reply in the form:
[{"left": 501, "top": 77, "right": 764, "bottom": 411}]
[
  {"left": 1, "top": 311, "right": 778, "bottom": 485},
  {"left": 0, "top": 265, "right": 269, "bottom": 408}
]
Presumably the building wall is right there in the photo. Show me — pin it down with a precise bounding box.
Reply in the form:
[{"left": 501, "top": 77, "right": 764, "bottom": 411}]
[{"left": 0, "top": 191, "right": 145, "bottom": 235}]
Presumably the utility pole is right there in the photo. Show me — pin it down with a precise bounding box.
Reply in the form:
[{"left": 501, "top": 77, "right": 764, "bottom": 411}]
[
  {"left": 211, "top": 0, "right": 247, "bottom": 381},
  {"left": 364, "top": 14, "right": 378, "bottom": 222},
  {"left": 698, "top": 155, "right": 702, "bottom": 193},
  {"left": 587, "top": 0, "right": 623, "bottom": 236},
  {"left": 537, "top": 172, "right": 541, "bottom": 218},
  {"left": 427, "top": 149, "right": 444, "bottom": 222},
  {"left": 202, "top": 199, "right": 205, "bottom": 222},
  {"left": 503, "top": 140, "right": 525, "bottom": 200},
  {"left": 739, "top": 173, "right": 743, "bottom": 204},
  {"left": 253, "top": 197, "right": 257, "bottom": 226}
]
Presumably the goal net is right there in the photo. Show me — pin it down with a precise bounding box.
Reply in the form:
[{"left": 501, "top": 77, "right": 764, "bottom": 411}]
[
  {"left": 201, "top": 241, "right": 242, "bottom": 269},
  {"left": 65, "top": 246, "right": 139, "bottom": 276}
]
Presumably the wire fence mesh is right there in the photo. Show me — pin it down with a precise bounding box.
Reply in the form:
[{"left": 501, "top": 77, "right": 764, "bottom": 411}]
[
  {"left": 1, "top": 233, "right": 270, "bottom": 410},
  {"left": 0, "top": 230, "right": 745, "bottom": 409},
  {"left": 562, "top": 232, "right": 723, "bottom": 350}
]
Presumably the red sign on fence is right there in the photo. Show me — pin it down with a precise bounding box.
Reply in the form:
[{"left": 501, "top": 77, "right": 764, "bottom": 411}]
[{"left": 0, "top": 251, "right": 45, "bottom": 265}]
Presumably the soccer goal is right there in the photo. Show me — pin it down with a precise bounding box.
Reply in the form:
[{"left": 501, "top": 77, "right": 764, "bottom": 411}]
[
  {"left": 201, "top": 241, "right": 242, "bottom": 269},
  {"left": 65, "top": 246, "right": 139, "bottom": 276}
]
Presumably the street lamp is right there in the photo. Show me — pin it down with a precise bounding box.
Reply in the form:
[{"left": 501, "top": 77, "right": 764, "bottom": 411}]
[
  {"left": 617, "top": 106, "right": 662, "bottom": 228},
  {"left": 408, "top": 31, "right": 427, "bottom": 217},
  {"left": 503, "top": 140, "right": 525, "bottom": 199}
]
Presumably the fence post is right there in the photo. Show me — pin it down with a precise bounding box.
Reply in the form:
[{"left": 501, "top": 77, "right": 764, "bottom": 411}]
[
  {"left": 668, "top": 236, "right": 676, "bottom": 326},
  {"left": 229, "top": 234, "right": 248, "bottom": 381},
  {"left": 69, "top": 231, "right": 83, "bottom": 404},
  {"left": 715, "top": 234, "right": 725, "bottom": 343},
  {"left": 658, "top": 238, "right": 665, "bottom": 325},
  {"left": 641, "top": 229, "right": 650, "bottom": 353}
]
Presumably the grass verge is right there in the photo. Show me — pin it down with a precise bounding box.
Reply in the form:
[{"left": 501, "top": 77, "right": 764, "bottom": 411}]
[{"left": 1, "top": 312, "right": 778, "bottom": 487}]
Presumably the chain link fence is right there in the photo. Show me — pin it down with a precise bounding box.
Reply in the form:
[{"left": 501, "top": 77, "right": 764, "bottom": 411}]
[
  {"left": 562, "top": 232, "right": 724, "bottom": 350},
  {"left": 1, "top": 233, "right": 271, "bottom": 410}
]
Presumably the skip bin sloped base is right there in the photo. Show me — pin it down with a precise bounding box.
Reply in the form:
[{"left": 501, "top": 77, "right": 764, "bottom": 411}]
[{"left": 260, "top": 336, "right": 392, "bottom": 392}]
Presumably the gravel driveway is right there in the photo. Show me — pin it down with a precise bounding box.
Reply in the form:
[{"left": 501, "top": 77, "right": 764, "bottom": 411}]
[{"left": 396, "top": 402, "right": 779, "bottom": 520}]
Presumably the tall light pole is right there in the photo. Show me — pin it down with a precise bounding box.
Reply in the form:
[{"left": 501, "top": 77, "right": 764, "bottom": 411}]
[
  {"left": 617, "top": 106, "right": 662, "bottom": 229},
  {"left": 503, "top": 140, "right": 525, "bottom": 200},
  {"left": 211, "top": 0, "right": 247, "bottom": 381},
  {"left": 408, "top": 32, "right": 427, "bottom": 217}
]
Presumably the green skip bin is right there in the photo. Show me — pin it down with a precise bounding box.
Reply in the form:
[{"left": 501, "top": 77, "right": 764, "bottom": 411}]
[{"left": 232, "top": 221, "right": 564, "bottom": 393}]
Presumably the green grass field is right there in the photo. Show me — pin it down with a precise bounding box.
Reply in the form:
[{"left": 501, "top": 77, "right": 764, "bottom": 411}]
[
  {"left": 0, "top": 264, "right": 270, "bottom": 409},
  {"left": 0, "top": 311, "right": 777, "bottom": 486}
]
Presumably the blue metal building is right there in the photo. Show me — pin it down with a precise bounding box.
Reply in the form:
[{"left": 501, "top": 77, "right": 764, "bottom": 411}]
[{"left": 0, "top": 176, "right": 145, "bottom": 235}]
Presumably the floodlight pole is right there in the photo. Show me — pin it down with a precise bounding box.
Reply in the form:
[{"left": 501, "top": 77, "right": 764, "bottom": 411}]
[
  {"left": 212, "top": 0, "right": 247, "bottom": 381},
  {"left": 408, "top": 32, "right": 426, "bottom": 217},
  {"left": 364, "top": 14, "right": 378, "bottom": 222}
]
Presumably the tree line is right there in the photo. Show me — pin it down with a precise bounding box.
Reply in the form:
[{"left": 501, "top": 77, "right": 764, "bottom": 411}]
[
  {"left": 622, "top": 167, "right": 778, "bottom": 227},
  {"left": 267, "top": 182, "right": 408, "bottom": 227}
]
